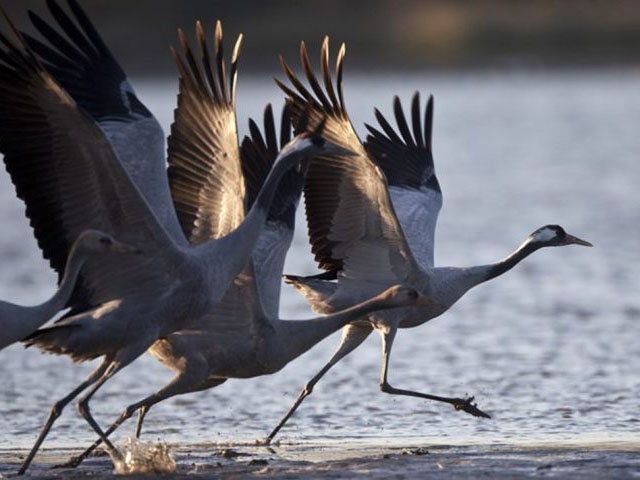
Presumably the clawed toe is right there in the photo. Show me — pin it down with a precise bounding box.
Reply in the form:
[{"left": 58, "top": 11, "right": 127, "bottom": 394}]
[
  {"left": 254, "top": 437, "right": 272, "bottom": 446},
  {"left": 453, "top": 396, "right": 491, "bottom": 419},
  {"left": 51, "top": 456, "right": 82, "bottom": 469}
]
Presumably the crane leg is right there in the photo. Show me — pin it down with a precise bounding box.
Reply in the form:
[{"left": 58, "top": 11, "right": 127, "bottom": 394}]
[
  {"left": 134, "top": 376, "right": 226, "bottom": 438},
  {"left": 58, "top": 353, "right": 219, "bottom": 469},
  {"left": 134, "top": 405, "right": 149, "bottom": 438},
  {"left": 73, "top": 340, "right": 160, "bottom": 465},
  {"left": 262, "top": 324, "right": 372, "bottom": 444},
  {"left": 75, "top": 361, "right": 128, "bottom": 462},
  {"left": 378, "top": 329, "right": 491, "bottom": 419},
  {"left": 17, "top": 358, "right": 111, "bottom": 475}
]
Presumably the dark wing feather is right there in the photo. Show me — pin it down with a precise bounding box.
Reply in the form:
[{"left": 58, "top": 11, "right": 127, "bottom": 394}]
[
  {"left": 276, "top": 37, "right": 420, "bottom": 283},
  {"left": 23, "top": 0, "right": 185, "bottom": 247},
  {"left": 240, "top": 104, "right": 302, "bottom": 318},
  {"left": 25, "top": 0, "right": 151, "bottom": 121},
  {"left": 364, "top": 93, "right": 442, "bottom": 268},
  {"left": 167, "top": 21, "right": 245, "bottom": 244},
  {"left": 0, "top": 22, "right": 177, "bottom": 308},
  {"left": 276, "top": 38, "right": 365, "bottom": 272},
  {"left": 365, "top": 93, "right": 440, "bottom": 192},
  {"left": 240, "top": 104, "right": 300, "bottom": 228}
]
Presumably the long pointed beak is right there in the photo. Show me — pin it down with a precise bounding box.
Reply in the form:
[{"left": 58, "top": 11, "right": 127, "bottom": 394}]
[
  {"left": 564, "top": 233, "right": 593, "bottom": 247},
  {"left": 111, "top": 240, "right": 143, "bottom": 254},
  {"left": 416, "top": 293, "right": 445, "bottom": 309},
  {"left": 325, "top": 140, "right": 358, "bottom": 157}
]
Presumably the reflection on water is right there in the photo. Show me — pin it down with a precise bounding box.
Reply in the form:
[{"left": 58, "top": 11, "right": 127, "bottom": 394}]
[{"left": 0, "top": 70, "right": 639, "bottom": 449}]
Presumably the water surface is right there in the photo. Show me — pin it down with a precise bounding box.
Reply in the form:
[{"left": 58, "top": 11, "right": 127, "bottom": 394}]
[{"left": 1, "top": 70, "right": 639, "bottom": 449}]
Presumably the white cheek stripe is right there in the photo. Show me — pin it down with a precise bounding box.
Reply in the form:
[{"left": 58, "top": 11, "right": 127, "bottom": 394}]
[{"left": 534, "top": 228, "right": 556, "bottom": 242}]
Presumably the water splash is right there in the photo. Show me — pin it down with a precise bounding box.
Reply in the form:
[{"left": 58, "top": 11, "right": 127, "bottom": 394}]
[{"left": 112, "top": 437, "right": 176, "bottom": 475}]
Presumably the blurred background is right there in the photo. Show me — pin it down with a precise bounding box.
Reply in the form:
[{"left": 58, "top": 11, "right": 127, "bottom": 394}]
[
  {"left": 5, "top": 0, "right": 640, "bottom": 75},
  {"left": 1, "top": 0, "right": 639, "bottom": 451}
]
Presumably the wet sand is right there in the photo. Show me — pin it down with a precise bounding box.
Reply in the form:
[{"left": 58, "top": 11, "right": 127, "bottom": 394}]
[{"left": 2, "top": 439, "right": 639, "bottom": 478}]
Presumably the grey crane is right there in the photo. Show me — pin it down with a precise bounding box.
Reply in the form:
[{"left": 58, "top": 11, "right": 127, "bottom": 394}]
[
  {"left": 61, "top": 102, "right": 300, "bottom": 468},
  {"left": 57, "top": 41, "right": 433, "bottom": 468},
  {"left": 0, "top": 11, "right": 351, "bottom": 473},
  {"left": 0, "top": 230, "right": 139, "bottom": 352},
  {"left": 263, "top": 38, "right": 593, "bottom": 443}
]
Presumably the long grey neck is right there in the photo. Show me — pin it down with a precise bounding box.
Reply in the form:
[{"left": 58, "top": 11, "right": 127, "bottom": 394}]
[
  {"left": 482, "top": 238, "right": 541, "bottom": 281},
  {"left": 433, "top": 238, "right": 543, "bottom": 310},
  {"left": 276, "top": 294, "right": 399, "bottom": 367},
  {"left": 27, "top": 243, "right": 88, "bottom": 324},
  {"left": 197, "top": 157, "right": 296, "bottom": 289}
]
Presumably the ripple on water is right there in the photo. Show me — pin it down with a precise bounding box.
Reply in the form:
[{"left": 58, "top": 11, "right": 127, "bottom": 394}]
[{"left": 1, "top": 71, "right": 639, "bottom": 448}]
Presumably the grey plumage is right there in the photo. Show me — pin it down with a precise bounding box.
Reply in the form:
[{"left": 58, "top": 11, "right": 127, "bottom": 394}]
[
  {"left": 0, "top": 231, "right": 139, "bottom": 352},
  {"left": 24, "top": 0, "right": 185, "bottom": 254},
  {"left": 0, "top": 12, "right": 349, "bottom": 473},
  {"left": 266, "top": 37, "right": 592, "bottom": 443},
  {"left": 58, "top": 107, "right": 430, "bottom": 469}
]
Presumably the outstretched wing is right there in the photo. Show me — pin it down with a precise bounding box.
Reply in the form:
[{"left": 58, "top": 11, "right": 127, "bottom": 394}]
[
  {"left": 161, "top": 261, "right": 268, "bottom": 357},
  {"left": 167, "top": 21, "right": 245, "bottom": 244},
  {"left": 277, "top": 37, "right": 421, "bottom": 286},
  {"left": 0, "top": 20, "right": 178, "bottom": 308},
  {"left": 193, "top": 261, "right": 266, "bottom": 334},
  {"left": 365, "top": 93, "right": 442, "bottom": 268},
  {"left": 24, "top": 0, "right": 151, "bottom": 122},
  {"left": 240, "top": 104, "right": 302, "bottom": 319},
  {"left": 23, "top": 0, "right": 184, "bottom": 243}
]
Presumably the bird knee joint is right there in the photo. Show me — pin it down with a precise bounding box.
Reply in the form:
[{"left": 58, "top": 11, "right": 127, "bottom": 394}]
[
  {"left": 76, "top": 400, "right": 89, "bottom": 417},
  {"left": 379, "top": 382, "right": 391, "bottom": 393},
  {"left": 122, "top": 406, "right": 136, "bottom": 420},
  {"left": 51, "top": 403, "right": 64, "bottom": 418}
]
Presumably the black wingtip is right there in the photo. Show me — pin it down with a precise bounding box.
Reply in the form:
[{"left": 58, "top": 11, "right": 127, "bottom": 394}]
[
  {"left": 279, "top": 103, "right": 291, "bottom": 147},
  {"left": 410, "top": 92, "right": 424, "bottom": 148},
  {"left": 313, "top": 115, "right": 327, "bottom": 137},
  {"left": 0, "top": 5, "right": 42, "bottom": 68},
  {"left": 425, "top": 94, "right": 434, "bottom": 153},
  {"left": 263, "top": 103, "right": 277, "bottom": 152},
  {"left": 363, "top": 92, "right": 440, "bottom": 192},
  {"left": 283, "top": 274, "right": 300, "bottom": 285},
  {"left": 298, "top": 106, "right": 312, "bottom": 133}
]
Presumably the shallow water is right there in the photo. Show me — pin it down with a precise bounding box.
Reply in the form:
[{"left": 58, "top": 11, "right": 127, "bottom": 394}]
[{"left": 0, "top": 70, "right": 639, "bottom": 451}]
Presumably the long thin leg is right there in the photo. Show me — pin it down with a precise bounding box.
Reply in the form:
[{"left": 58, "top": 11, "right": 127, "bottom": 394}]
[
  {"left": 378, "top": 328, "right": 490, "bottom": 418},
  {"left": 60, "top": 358, "right": 220, "bottom": 469},
  {"left": 263, "top": 324, "right": 372, "bottom": 444},
  {"left": 135, "top": 376, "right": 225, "bottom": 438},
  {"left": 71, "top": 340, "right": 158, "bottom": 465},
  {"left": 17, "top": 358, "right": 110, "bottom": 475},
  {"left": 75, "top": 362, "right": 125, "bottom": 462},
  {"left": 134, "top": 405, "right": 150, "bottom": 438}
]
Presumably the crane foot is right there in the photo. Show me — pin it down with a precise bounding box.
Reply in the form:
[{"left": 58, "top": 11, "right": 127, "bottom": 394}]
[
  {"left": 453, "top": 396, "right": 491, "bottom": 419},
  {"left": 51, "top": 455, "right": 83, "bottom": 469}
]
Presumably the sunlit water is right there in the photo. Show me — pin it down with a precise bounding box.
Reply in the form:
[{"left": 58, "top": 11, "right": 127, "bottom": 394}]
[{"left": 1, "top": 70, "right": 639, "bottom": 450}]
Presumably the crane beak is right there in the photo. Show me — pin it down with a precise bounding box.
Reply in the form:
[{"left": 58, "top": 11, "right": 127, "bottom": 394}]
[
  {"left": 324, "top": 140, "right": 358, "bottom": 157},
  {"left": 111, "top": 240, "right": 143, "bottom": 254},
  {"left": 416, "top": 293, "right": 445, "bottom": 309},
  {"left": 297, "top": 141, "right": 357, "bottom": 174},
  {"left": 563, "top": 233, "right": 593, "bottom": 247}
]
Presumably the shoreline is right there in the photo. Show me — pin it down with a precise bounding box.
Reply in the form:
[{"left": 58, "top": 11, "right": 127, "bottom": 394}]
[{"left": 2, "top": 438, "right": 639, "bottom": 478}]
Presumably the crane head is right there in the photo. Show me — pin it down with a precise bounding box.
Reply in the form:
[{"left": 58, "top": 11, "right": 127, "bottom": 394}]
[
  {"left": 75, "top": 230, "right": 142, "bottom": 255},
  {"left": 528, "top": 225, "right": 592, "bottom": 247}
]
